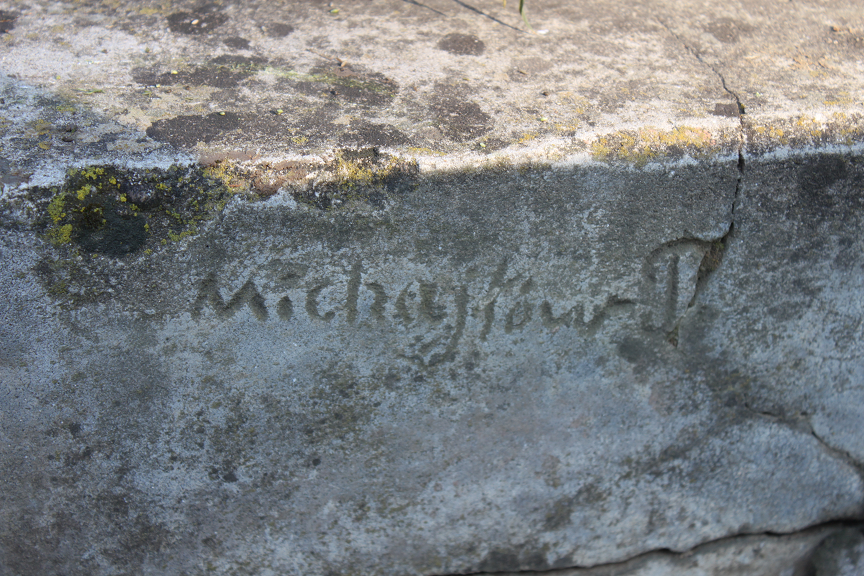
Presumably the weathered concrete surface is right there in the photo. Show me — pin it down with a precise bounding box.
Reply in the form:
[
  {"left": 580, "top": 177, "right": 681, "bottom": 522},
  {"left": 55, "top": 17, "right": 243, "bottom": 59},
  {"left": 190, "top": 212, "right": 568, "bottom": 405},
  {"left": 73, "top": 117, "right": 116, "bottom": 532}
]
[{"left": 1, "top": 1, "right": 864, "bottom": 575}]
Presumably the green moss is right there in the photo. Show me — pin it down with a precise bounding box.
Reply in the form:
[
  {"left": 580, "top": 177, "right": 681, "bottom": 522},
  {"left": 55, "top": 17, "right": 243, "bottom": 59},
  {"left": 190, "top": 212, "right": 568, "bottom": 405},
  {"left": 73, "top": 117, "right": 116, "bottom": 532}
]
[
  {"left": 39, "top": 164, "right": 234, "bottom": 258},
  {"left": 263, "top": 66, "right": 397, "bottom": 96},
  {"left": 29, "top": 164, "right": 237, "bottom": 308}
]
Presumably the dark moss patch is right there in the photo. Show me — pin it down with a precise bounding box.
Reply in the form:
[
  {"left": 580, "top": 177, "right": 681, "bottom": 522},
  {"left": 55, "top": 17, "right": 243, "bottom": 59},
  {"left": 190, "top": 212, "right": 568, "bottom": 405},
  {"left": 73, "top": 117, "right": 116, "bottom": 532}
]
[
  {"left": 430, "top": 84, "right": 492, "bottom": 142},
  {"left": 290, "top": 63, "right": 398, "bottom": 107},
  {"left": 133, "top": 56, "right": 267, "bottom": 89},
  {"left": 797, "top": 154, "right": 847, "bottom": 200},
  {"left": 166, "top": 9, "right": 228, "bottom": 35},
  {"left": 342, "top": 120, "right": 409, "bottom": 147},
  {"left": 261, "top": 22, "right": 294, "bottom": 37},
  {"left": 222, "top": 36, "right": 250, "bottom": 50},
  {"left": 704, "top": 18, "right": 754, "bottom": 44},
  {"left": 712, "top": 102, "right": 740, "bottom": 118},
  {"left": 437, "top": 33, "right": 485, "bottom": 55},
  {"left": 0, "top": 10, "right": 16, "bottom": 34},
  {"left": 146, "top": 112, "right": 241, "bottom": 147},
  {"left": 32, "top": 164, "right": 233, "bottom": 267}
]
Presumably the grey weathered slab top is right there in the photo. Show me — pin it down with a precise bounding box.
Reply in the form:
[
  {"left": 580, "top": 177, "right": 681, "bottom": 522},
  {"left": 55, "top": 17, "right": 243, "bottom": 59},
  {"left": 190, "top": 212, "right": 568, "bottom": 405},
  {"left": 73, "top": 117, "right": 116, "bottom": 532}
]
[{"left": 1, "top": 0, "right": 862, "bottom": 192}]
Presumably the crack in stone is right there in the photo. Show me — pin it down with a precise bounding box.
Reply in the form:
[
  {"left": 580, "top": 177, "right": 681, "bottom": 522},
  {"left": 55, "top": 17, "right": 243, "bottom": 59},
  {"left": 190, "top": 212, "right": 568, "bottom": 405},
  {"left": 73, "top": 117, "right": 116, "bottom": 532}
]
[
  {"left": 443, "top": 521, "right": 864, "bottom": 576},
  {"left": 807, "top": 423, "right": 864, "bottom": 477},
  {"left": 740, "top": 404, "right": 864, "bottom": 484},
  {"left": 655, "top": 18, "right": 745, "bottom": 347}
]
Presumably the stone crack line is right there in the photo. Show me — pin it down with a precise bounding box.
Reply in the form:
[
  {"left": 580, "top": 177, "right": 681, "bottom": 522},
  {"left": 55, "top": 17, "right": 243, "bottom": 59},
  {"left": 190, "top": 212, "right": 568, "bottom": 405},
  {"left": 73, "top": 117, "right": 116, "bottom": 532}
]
[
  {"left": 741, "top": 404, "right": 864, "bottom": 482},
  {"left": 654, "top": 18, "right": 747, "bottom": 181},
  {"left": 655, "top": 18, "right": 745, "bottom": 346},
  {"left": 430, "top": 520, "right": 864, "bottom": 576}
]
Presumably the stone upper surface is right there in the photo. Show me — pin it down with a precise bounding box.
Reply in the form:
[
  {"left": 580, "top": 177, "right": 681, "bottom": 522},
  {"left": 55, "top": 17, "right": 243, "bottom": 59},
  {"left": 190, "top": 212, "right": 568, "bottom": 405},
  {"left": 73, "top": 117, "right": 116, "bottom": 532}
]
[{"left": 0, "top": 0, "right": 862, "bottom": 191}]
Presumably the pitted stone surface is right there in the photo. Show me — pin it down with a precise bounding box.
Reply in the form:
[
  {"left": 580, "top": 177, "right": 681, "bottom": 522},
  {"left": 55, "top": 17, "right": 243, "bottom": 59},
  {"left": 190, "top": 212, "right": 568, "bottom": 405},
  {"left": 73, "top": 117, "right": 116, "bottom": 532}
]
[{"left": 1, "top": 1, "right": 863, "bottom": 575}]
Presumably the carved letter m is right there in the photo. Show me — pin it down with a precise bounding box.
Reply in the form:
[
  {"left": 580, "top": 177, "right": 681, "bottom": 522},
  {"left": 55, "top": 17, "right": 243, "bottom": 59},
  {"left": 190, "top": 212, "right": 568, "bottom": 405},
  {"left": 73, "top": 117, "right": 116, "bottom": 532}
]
[{"left": 191, "top": 273, "right": 269, "bottom": 321}]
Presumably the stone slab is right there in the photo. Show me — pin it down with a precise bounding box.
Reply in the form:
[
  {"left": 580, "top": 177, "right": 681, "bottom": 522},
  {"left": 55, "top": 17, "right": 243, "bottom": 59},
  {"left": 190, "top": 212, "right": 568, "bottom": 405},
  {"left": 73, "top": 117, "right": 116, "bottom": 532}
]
[{"left": 1, "top": 1, "right": 864, "bottom": 575}]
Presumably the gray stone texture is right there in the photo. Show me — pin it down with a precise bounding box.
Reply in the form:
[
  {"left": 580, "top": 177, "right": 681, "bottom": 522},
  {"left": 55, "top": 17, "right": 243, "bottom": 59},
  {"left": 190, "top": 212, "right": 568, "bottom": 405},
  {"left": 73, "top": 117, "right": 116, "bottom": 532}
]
[{"left": 0, "top": 0, "right": 863, "bottom": 575}]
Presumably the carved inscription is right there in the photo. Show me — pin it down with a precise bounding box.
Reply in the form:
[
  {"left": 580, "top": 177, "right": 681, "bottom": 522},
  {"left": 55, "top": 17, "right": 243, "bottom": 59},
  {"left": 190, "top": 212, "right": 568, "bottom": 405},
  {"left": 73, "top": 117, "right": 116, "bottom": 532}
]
[
  {"left": 192, "top": 273, "right": 268, "bottom": 321},
  {"left": 191, "top": 248, "right": 711, "bottom": 362}
]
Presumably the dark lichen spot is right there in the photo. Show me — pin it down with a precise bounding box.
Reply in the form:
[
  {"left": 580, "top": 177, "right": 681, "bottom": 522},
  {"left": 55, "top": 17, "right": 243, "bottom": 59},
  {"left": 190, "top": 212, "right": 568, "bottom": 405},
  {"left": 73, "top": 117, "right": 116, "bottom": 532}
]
[
  {"left": 262, "top": 22, "right": 294, "bottom": 37},
  {"left": 712, "top": 102, "right": 740, "bottom": 118},
  {"left": 146, "top": 112, "right": 241, "bottom": 147},
  {"left": 166, "top": 10, "right": 228, "bottom": 35},
  {"left": 437, "top": 33, "right": 485, "bottom": 55},
  {"left": 293, "top": 63, "right": 398, "bottom": 107},
  {"left": 430, "top": 94, "right": 492, "bottom": 142},
  {"left": 704, "top": 18, "right": 754, "bottom": 44},
  {"left": 618, "top": 336, "right": 654, "bottom": 364},
  {"left": 544, "top": 495, "right": 576, "bottom": 530},
  {"left": 795, "top": 154, "right": 850, "bottom": 217},
  {"left": 343, "top": 120, "right": 409, "bottom": 147},
  {"left": 0, "top": 10, "right": 17, "bottom": 34},
  {"left": 120, "top": 175, "right": 181, "bottom": 209},
  {"left": 223, "top": 36, "right": 250, "bottom": 50},
  {"left": 133, "top": 56, "right": 267, "bottom": 89},
  {"left": 64, "top": 446, "right": 93, "bottom": 467},
  {"left": 34, "top": 165, "right": 232, "bottom": 270},
  {"left": 798, "top": 154, "right": 847, "bottom": 195}
]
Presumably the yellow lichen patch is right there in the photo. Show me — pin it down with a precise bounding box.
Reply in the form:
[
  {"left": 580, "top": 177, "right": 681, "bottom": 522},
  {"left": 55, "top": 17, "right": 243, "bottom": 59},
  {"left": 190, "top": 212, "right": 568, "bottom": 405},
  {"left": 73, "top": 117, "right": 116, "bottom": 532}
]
[
  {"left": 753, "top": 125, "right": 787, "bottom": 145},
  {"left": 31, "top": 119, "right": 52, "bottom": 136},
  {"left": 824, "top": 92, "right": 854, "bottom": 107},
  {"left": 47, "top": 224, "right": 73, "bottom": 246},
  {"left": 72, "top": 167, "right": 106, "bottom": 180},
  {"left": 203, "top": 162, "right": 246, "bottom": 192},
  {"left": 591, "top": 126, "right": 717, "bottom": 166},
  {"left": 168, "top": 227, "right": 198, "bottom": 242},
  {"left": 554, "top": 121, "right": 580, "bottom": 132},
  {"left": 47, "top": 195, "right": 66, "bottom": 224},
  {"left": 518, "top": 133, "right": 537, "bottom": 145},
  {"left": 336, "top": 155, "right": 381, "bottom": 186},
  {"left": 291, "top": 135, "right": 309, "bottom": 145}
]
